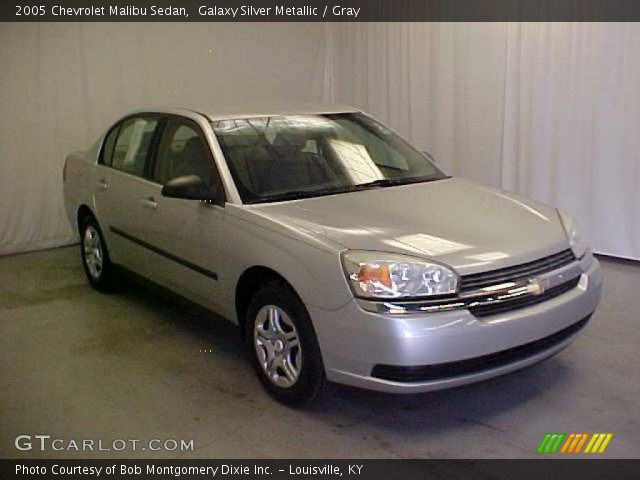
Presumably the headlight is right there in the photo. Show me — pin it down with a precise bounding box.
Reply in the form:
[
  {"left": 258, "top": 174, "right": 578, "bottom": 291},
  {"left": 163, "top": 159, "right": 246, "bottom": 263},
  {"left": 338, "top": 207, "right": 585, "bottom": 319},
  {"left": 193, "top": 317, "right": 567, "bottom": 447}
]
[
  {"left": 558, "top": 210, "right": 588, "bottom": 259},
  {"left": 341, "top": 251, "right": 458, "bottom": 299}
]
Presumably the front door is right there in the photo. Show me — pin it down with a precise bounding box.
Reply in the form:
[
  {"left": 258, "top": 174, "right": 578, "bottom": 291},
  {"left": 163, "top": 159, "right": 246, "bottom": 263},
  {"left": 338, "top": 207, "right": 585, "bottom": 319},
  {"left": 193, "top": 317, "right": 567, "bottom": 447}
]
[{"left": 130, "top": 116, "right": 226, "bottom": 312}]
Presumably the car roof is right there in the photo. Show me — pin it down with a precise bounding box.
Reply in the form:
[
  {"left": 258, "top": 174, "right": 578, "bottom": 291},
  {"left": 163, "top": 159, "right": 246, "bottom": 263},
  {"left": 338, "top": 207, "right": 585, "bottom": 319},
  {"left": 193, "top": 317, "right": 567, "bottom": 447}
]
[{"left": 134, "top": 102, "right": 360, "bottom": 121}]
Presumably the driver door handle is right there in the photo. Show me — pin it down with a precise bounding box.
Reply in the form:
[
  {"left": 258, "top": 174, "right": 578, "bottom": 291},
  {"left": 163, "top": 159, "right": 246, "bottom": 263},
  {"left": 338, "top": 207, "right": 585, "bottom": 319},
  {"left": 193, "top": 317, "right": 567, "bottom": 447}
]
[{"left": 139, "top": 196, "right": 157, "bottom": 210}]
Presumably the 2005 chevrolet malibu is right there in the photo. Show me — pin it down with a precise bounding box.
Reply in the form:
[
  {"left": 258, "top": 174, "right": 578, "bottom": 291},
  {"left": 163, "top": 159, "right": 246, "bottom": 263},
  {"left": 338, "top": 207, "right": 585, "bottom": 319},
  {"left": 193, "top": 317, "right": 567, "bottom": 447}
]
[{"left": 63, "top": 104, "right": 602, "bottom": 404}]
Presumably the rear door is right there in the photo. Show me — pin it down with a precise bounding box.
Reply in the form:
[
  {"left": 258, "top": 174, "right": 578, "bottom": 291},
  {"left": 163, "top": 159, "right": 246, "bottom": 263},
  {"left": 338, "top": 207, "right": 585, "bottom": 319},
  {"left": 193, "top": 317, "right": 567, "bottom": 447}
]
[{"left": 93, "top": 114, "right": 163, "bottom": 280}]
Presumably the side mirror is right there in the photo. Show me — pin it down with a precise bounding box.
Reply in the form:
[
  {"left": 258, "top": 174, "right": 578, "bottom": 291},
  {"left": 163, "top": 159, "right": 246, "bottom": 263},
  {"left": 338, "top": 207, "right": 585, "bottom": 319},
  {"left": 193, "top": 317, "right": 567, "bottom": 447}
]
[{"left": 161, "top": 175, "right": 217, "bottom": 201}]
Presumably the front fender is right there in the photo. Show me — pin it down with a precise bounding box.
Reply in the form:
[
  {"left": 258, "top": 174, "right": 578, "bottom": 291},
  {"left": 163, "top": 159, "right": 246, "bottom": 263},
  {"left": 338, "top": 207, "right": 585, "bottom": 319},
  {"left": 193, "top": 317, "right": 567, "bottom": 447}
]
[{"left": 220, "top": 205, "right": 352, "bottom": 322}]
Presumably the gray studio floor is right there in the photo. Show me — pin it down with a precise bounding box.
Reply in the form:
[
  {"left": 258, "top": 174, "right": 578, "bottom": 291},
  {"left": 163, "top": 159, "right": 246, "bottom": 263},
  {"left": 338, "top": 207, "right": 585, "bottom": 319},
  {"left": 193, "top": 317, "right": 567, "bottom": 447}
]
[{"left": 1, "top": 246, "right": 638, "bottom": 459}]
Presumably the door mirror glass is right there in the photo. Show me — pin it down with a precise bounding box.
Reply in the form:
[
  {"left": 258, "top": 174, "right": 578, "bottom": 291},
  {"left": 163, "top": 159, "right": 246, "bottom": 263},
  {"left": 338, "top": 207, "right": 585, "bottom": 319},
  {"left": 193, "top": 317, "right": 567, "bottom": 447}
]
[{"left": 161, "top": 174, "right": 218, "bottom": 201}]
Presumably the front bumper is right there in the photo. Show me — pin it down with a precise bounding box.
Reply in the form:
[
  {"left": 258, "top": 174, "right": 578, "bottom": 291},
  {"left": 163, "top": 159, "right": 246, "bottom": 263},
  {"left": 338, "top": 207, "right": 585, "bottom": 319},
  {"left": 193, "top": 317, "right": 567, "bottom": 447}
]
[{"left": 309, "top": 254, "right": 602, "bottom": 393}]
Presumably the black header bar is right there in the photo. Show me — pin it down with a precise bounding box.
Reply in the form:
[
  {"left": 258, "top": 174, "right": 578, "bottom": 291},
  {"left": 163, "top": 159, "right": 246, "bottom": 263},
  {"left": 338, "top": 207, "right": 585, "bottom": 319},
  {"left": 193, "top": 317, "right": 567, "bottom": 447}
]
[{"left": 3, "top": 0, "right": 640, "bottom": 22}]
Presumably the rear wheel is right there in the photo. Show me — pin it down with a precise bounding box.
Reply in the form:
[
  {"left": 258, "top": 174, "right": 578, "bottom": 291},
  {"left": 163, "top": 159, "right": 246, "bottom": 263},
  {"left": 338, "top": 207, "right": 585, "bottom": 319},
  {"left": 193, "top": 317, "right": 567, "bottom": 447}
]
[
  {"left": 246, "top": 281, "right": 327, "bottom": 405},
  {"left": 80, "top": 215, "right": 116, "bottom": 291}
]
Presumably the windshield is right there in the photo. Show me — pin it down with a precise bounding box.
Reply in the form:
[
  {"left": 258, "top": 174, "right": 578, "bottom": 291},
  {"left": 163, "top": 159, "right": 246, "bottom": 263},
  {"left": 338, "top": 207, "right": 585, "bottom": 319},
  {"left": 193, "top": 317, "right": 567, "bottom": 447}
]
[{"left": 212, "top": 112, "right": 447, "bottom": 204}]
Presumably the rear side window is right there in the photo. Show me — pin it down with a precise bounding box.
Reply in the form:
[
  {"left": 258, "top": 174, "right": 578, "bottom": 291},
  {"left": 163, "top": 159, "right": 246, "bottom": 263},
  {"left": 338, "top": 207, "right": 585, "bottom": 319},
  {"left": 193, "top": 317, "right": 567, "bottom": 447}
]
[{"left": 111, "top": 117, "right": 159, "bottom": 177}]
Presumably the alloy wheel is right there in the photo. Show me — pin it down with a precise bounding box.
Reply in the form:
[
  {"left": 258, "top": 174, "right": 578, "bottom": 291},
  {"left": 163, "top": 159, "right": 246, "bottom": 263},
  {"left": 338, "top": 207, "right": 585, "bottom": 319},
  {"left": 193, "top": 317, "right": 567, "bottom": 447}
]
[
  {"left": 253, "top": 305, "right": 302, "bottom": 388},
  {"left": 83, "top": 225, "right": 103, "bottom": 280}
]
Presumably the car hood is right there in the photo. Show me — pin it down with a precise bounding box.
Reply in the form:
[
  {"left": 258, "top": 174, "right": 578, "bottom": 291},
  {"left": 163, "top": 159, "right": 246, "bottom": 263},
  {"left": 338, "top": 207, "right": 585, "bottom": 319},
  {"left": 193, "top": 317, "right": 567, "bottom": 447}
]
[{"left": 253, "top": 177, "right": 570, "bottom": 275}]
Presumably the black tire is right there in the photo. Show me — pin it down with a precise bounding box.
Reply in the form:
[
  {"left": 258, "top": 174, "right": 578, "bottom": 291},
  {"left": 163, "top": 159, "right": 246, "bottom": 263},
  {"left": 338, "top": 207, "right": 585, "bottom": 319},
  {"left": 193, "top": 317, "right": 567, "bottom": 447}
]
[
  {"left": 79, "top": 215, "right": 117, "bottom": 292},
  {"left": 246, "top": 280, "right": 327, "bottom": 405}
]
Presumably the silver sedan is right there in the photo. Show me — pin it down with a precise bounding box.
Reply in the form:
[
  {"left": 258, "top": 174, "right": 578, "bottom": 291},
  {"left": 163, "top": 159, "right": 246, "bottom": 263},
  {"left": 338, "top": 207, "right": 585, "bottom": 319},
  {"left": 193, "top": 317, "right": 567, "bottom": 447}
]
[{"left": 63, "top": 104, "right": 602, "bottom": 404}]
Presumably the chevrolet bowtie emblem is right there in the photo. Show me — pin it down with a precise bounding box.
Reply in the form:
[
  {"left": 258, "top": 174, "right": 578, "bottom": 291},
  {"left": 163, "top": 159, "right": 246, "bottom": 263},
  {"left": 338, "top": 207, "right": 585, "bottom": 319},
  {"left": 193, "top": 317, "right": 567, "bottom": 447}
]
[{"left": 526, "top": 277, "right": 549, "bottom": 296}]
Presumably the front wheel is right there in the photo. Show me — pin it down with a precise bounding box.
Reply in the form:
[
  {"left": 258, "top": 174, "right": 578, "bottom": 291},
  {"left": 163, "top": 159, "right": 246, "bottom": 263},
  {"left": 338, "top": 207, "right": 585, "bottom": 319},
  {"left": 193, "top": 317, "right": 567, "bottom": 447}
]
[
  {"left": 246, "top": 281, "right": 327, "bottom": 405},
  {"left": 80, "top": 215, "right": 116, "bottom": 292}
]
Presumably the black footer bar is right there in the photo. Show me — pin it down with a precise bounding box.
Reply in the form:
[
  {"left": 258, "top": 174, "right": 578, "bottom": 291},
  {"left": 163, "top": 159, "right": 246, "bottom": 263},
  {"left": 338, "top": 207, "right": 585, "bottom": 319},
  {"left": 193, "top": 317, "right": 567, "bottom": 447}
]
[{"left": 2, "top": 459, "right": 640, "bottom": 480}]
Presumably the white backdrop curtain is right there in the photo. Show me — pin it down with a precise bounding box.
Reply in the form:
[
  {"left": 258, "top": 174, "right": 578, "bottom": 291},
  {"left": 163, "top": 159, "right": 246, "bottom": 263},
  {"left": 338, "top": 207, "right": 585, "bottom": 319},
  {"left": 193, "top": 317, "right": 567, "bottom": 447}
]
[
  {"left": 2, "top": 23, "right": 639, "bottom": 260},
  {"left": 0, "top": 22, "right": 327, "bottom": 254},
  {"left": 327, "top": 23, "right": 640, "bottom": 260}
]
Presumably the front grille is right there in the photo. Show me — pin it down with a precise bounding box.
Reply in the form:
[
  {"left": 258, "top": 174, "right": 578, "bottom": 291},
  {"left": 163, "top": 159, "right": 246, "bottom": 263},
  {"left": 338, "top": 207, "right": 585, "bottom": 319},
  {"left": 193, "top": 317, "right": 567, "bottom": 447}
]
[
  {"left": 371, "top": 314, "right": 591, "bottom": 383},
  {"left": 469, "top": 276, "right": 580, "bottom": 317},
  {"left": 460, "top": 249, "right": 576, "bottom": 292}
]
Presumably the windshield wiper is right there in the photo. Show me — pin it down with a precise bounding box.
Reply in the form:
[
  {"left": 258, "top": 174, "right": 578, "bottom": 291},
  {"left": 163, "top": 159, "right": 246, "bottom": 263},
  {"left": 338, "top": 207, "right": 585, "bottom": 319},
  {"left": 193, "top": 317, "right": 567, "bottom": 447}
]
[
  {"left": 354, "top": 176, "right": 439, "bottom": 190},
  {"left": 355, "top": 178, "right": 405, "bottom": 189},
  {"left": 257, "top": 186, "right": 354, "bottom": 203},
  {"left": 252, "top": 176, "right": 449, "bottom": 204}
]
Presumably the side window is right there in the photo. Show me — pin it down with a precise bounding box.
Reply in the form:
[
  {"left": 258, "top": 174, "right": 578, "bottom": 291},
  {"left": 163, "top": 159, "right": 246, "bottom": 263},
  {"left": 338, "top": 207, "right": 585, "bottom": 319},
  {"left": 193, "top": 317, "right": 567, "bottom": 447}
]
[
  {"left": 100, "top": 125, "right": 120, "bottom": 166},
  {"left": 153, "top": 119, "right": 215, "bottom": 187},
  {"left": 111, "top": 117, "right": 159, "bottom": 177}
]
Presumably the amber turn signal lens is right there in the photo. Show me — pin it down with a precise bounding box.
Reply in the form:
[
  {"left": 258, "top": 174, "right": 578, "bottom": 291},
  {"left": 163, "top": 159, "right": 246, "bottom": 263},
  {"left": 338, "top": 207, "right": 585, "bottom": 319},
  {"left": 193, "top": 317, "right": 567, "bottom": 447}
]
[{"left": 357, "top": 264, "right": 392, "bottom": 288}]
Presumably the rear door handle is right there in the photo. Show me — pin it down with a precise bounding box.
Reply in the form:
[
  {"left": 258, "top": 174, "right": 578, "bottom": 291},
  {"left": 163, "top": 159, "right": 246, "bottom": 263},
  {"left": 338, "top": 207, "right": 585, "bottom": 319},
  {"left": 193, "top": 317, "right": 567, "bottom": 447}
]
[
  {"left": 139, "top": 196, "right": 157, "bottom": 209},
  {"left": 96, "top": 178, "right": 108, "bottom": 190}
]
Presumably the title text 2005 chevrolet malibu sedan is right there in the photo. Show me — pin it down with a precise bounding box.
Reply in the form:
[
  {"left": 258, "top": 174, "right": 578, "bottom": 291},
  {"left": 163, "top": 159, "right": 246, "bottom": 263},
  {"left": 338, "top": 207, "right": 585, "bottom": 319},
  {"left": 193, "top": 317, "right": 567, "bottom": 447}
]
[{"left": 63, "top": 104, "right": 602, "bottom": 404}]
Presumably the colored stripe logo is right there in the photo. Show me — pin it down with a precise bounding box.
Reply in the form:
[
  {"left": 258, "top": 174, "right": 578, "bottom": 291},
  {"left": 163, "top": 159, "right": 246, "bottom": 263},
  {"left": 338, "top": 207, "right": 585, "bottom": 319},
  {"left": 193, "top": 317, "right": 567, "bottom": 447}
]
[{"left": 537, "top": 433, "right": 613, "bottom": 454}]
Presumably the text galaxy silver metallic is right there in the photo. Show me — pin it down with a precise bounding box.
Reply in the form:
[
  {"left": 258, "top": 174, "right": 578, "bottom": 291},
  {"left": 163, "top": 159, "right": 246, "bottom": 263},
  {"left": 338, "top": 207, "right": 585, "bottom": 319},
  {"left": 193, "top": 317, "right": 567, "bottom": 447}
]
[{"left": 198, "top": 5, "right": 361, "bottom": 18}]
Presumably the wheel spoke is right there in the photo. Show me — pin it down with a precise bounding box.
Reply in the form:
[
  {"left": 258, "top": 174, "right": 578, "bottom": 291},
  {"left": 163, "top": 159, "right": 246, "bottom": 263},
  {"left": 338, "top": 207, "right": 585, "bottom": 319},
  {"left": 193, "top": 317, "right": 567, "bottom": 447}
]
[
  {"left": 256, "top": 323, "right": 278, "bottom": 341},
  {"left": 284, "top": 330, "right": 298, "bottom": 342},
  {"left": 255, "top": 330, "right": 270, "bottom": 344},
  {"left": 268, "top": 307, "right": 280, "bottom": 333},
  {"left": 255, "top": 344, "right": 268, "bottom": 365},
  {"left": 281, "top": 356, "right": 298, "bottom": 382},
  {"left": 272, "top": 313, "right": 287, "bottom": 336},
  {"left": 266, "top": 356, "right": 278, "bottom": 378}
]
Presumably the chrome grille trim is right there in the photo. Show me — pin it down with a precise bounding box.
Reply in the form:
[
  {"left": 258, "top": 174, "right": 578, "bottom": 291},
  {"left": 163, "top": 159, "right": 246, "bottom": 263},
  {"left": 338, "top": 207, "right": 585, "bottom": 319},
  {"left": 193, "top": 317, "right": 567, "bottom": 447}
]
[
  {"left": 460, "top": 249, "right": 576, "bottom": 291},
  {"left": 468, "top": 276, "right": 580, "bottom": 317}
]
